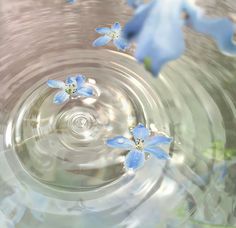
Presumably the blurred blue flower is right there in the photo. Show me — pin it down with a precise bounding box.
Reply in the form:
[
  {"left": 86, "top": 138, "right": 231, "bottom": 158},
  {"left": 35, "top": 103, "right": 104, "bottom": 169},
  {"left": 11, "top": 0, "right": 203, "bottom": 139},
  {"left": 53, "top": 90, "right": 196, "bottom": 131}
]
[
  {"left": 93, "top": 22, "right": 129, "bottom": 51},
  {"left": 0, "top": 189, "right": 48, "bottom": 227},
  {"left": 183, "top": 1, "right": 236, "bottom": 56},
  {"left": 47, "top": 75, "right": 94, "bottom": 105},
  {"left": 106, "top": 123, "right": 172, "bottom": 171},
  {"left": 124, "top": 0, "right": 236, "bottom": 76}
]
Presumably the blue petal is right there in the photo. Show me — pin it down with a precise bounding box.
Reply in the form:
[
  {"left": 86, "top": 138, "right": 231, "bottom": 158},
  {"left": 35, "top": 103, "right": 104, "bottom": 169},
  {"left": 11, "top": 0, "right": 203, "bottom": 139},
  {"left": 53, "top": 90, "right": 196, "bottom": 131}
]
[
  {"left": 47, "top": 80, "right": 65, "bottom": 89},
  {"left": 144, "top": 147, "right": 170, "bottom": 160},
  {"left": 125, "top": 150, "right": 145, "bottom": 170},
  {"left": 132, "top": 124, "right": 149, "bottom": 141},
  {"left": 113, "top": 37, "right": 129, "bottom": 50},
  {"left": 106, "top": 136, "right": 135, "bottom": 149},
  {"left": 65, "top": 76, "right": 76, "bottom": 84},
  {"left": 123, "top": 2, "right": 154, "bottom": 40},
  {"left": 93, "top": 35, "right": 112, "bottom": 47},
  {"left": 95, "top": 27, "right": 111, "bottom": 34},
  {"left": 75, "top": 74, "right": 85, "bottom": 88},
  {"left": 127, "top": 0, "right": 143, "bottom": 9},
  {"left": 53, "top": 91, "right": 70, "bottom": 104},
  {"left": 134, "top": 0, "right": 185, "bottom": 76},
  {"left": 144, "top": 136, "right": 172, "bottom": 147},
  {"left": 76, "top": 86, "right": 93, "bottom": 97},
  {"left": 111, "top": 22, "right": 121, "bottom": 32},
  {"left": 184, "top": 2, "right": 236, "bottom": 55}
]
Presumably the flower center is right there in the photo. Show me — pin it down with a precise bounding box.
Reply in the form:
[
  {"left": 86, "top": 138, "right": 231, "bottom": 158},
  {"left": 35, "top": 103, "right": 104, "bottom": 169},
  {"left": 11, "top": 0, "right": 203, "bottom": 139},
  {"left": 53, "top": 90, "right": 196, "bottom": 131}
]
[
  {"left": 108, "top": 31, "right": 120, "bottom": 40},
  {"left": 135, "top": 139, "right": 144, "bottom": 151},
  {"left": 65, "top": 83, "right": 77, "bottom": 95}
]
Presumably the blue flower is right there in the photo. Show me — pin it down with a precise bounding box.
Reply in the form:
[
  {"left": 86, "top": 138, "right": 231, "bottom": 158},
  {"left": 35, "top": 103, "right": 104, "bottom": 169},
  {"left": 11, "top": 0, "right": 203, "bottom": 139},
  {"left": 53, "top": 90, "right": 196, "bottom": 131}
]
[
  {"left": 106, "top": 123, "right": 172, "bottom": 171},
  {"left": 124, "top": 0, "right": 236, "bottom": 76},
  {"left": 93, "top": 22, "right": 129, "bottom": 51},
  {"left": 47, "top": 74, "right": 94, "bottom": 105}
]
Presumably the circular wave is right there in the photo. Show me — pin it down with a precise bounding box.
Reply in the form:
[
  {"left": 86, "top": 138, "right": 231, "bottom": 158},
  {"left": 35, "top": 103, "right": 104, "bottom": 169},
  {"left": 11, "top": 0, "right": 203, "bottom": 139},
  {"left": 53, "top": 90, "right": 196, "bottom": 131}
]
[{"left": 0, "top": 0, "right": 236, "bottom": 227}]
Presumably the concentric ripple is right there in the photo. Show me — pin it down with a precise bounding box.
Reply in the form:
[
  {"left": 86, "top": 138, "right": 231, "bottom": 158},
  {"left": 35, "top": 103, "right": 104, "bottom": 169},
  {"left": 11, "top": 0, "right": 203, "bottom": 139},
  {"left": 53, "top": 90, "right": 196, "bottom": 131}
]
[
  {"left": 0, "top": 0, "right": 236, "bottom": 227},
  {"left": 5, "top": 50, "right": 165, "bottom": 191}
]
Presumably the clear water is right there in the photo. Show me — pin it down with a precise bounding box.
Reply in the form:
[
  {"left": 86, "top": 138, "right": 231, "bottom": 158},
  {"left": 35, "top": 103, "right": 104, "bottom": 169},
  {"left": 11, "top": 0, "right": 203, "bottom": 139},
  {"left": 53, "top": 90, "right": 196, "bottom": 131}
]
[
  {"left": 6, "top": 50, "right": 163, "bottom": 191},
  {"left": 1, "top": 0, "right": 236, "bottom": 227}
]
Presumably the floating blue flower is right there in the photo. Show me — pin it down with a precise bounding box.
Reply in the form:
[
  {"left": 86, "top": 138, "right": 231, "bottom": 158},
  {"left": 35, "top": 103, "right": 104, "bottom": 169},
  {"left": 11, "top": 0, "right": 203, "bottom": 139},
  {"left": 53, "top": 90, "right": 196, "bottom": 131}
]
[
  {"left": 93, "top": 22, "right": 129, "bottom": 51},
  {"left": 106, "top": 123, "right": 172, "bottom": 171},
  {"left": 124, "top": 0, "right": 236, "bottom": 76},
  {"left": 47, "top": 75, "right": 94, "bottom": 105}
]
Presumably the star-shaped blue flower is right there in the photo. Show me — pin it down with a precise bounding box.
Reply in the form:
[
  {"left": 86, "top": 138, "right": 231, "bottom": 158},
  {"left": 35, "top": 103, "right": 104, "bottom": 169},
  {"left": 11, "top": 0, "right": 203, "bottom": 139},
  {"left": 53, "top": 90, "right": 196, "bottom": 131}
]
[
  {"left": 47, "top": 75, "right": 94, "bottom": 105},
  {"left": 106, "top": 124, "right": 172, "bottom": 171},
  {"left": 93, "top": 22, "right": 129, "bottom": 51},
  {"left": 124, "top": 0, "right": 236, "bottom": 77}
]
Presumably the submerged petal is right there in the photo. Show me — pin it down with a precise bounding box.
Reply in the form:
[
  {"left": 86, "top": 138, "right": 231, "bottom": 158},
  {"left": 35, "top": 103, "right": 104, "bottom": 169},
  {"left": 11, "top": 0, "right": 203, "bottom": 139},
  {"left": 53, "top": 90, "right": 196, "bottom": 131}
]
[
  {"left": 113, "top": 37, "right": 129, "bottom": 50},
  {"left": 184, "top": 2, "right": 236, "bottom": 55},
  {"left": 93, "top": 35, "right": 112, "bottom": 47},
  {"left": 53, "top": 91, "right": 70, "bottom": 104},
  {"left": 144, "top": 147, "right": 170, "bottom": 160},
  {"left": 31, "top": 210, "right": 45, "bottom": 222},
  {"left": 0, "top": 195, "right": 26, "bottom": 225},
  {"left": 0, "top": 214, "right": 14, "bottom": 228},
  {"left": 76, "top": 86, "right": 93, "bottom": 97},
  {"left": 132, "top": 124, "right": 150, "bottom": 141},
  {"left": 106, "top": 136, "right": 135, "bottom": 149},
  {"left": 111, "top": 22, "right": 121, "bottom": 32},
  {"left": 144, "top": 135, "right": 173, "bottom": 147},
  {"left": 95, "top": 27, "right": 111, "bottom": 34},
  {"left": 28, "top": 191, "right": 48, "bottom": 222},
  {"left": 47, "top": 80, "right": 65, "bottom": 89},
  {"left": 75, "top": 74, "right": 85, "bottom": 88},
  {"left": 125, "top": 150, "right": 145, "bottom": 170}
]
